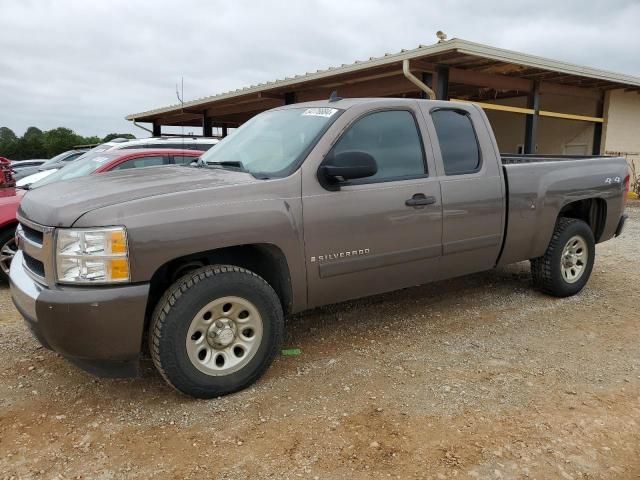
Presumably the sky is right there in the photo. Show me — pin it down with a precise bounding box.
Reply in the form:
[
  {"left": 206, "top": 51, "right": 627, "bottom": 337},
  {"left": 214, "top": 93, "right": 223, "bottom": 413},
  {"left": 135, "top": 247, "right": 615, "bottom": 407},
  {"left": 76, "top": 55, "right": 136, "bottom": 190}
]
[{"left": 1, "top": 0, "right": 639, "bottom": 138}]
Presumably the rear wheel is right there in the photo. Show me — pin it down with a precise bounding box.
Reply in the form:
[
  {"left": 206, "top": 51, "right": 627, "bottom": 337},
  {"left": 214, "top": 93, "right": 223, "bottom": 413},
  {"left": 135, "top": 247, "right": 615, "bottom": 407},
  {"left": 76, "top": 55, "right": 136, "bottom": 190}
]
[
  {"left": 0, "top": 227, "right": 17, "bottom": 283},
  {"left": 531, "top": 218, "right": 595, "bottom": 297},
  {"left": 150, "top": 265, "right": 284, "bottom": 398}
]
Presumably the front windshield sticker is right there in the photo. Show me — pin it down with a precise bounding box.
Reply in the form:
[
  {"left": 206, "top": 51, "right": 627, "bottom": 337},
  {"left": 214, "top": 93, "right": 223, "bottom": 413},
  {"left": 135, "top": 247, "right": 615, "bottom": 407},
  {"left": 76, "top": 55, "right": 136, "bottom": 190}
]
[{"left": 302, "top": 107, "right": 338, "bottom": 118}]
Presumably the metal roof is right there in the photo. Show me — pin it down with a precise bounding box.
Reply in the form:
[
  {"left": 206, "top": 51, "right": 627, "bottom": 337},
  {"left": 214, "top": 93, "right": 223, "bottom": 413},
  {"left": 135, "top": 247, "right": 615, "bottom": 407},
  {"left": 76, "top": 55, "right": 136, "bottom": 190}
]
[{"left": 127, "top": 38, "right": 640, "bottom": 125}]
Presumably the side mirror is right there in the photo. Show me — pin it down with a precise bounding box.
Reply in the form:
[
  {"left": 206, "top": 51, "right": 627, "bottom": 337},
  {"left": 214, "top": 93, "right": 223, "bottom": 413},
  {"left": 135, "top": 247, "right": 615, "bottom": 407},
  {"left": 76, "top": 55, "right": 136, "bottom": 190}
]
[{"left": 318, "top": 151, "right": 378, "bottom": 190}]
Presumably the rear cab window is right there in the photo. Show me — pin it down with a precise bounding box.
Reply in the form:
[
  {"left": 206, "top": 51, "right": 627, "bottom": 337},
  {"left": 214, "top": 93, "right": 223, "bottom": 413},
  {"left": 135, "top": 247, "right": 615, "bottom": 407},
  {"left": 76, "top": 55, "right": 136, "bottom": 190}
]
[{"left": 430, "top": 109, "right": 481, "bottom": 175}]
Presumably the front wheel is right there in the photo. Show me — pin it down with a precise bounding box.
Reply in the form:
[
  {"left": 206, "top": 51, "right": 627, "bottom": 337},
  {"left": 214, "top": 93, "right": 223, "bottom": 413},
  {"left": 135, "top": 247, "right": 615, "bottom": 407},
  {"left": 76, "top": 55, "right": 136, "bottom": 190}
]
[
  {"left": 150, "top": 265, "right": 284, "bottom": 398},
  {"left": 0, "top": 227, "right": 17, "bottom": 283},
  {"left": 531, "top": 218, "right": 595, "bottom": 297}
]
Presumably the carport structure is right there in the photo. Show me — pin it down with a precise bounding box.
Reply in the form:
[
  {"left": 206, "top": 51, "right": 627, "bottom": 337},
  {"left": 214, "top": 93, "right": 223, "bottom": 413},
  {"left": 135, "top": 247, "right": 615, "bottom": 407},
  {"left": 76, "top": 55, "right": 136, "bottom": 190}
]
[{"left": 126, "top": 38, "right": 640, "bottom": 156}]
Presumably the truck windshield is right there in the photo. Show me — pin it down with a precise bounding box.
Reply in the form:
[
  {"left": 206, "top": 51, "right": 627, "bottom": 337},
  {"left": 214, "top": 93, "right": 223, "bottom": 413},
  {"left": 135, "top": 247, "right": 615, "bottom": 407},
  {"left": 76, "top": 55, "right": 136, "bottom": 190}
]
[
  {"left": 198, "top": 107, "right": 341, "bottom": 178},
  {"left": 30, "top": 153, "right": 115, "bottom": 189}
]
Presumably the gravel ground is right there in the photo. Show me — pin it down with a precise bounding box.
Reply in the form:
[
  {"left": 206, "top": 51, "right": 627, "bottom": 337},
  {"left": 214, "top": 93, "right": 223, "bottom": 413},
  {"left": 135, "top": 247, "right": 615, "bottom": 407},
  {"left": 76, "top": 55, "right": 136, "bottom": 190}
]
[{"left": 1, "top": 202, "right": 639, "bottom": 480}]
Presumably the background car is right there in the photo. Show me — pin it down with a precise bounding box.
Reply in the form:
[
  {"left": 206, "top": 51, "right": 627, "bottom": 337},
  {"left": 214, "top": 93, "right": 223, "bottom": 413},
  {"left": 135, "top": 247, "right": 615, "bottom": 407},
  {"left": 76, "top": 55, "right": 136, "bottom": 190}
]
[
  {"left": 16, "top": 137, "right": 218, "bottom": 187},
  {"left": 10, "top": 159, "right": 46, "bottom": 171},
  {"left": 0, "top": 188, "right": 24, "bottom": 279},
  {"left": 13, "top": 149, "right": 88, "bottom": 180},
  {"left": 0, "top": 148, "right": 202, "bottom": 281},
  {"left": 80, "top": 136, "right": 219, "bottom": 157}
]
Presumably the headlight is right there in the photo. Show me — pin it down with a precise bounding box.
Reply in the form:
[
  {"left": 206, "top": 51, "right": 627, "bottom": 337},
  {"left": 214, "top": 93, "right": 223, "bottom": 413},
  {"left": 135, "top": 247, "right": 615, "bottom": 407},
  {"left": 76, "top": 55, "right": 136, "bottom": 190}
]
[{"left": 55, "top": 227, "right": 130, "bottom": 284}]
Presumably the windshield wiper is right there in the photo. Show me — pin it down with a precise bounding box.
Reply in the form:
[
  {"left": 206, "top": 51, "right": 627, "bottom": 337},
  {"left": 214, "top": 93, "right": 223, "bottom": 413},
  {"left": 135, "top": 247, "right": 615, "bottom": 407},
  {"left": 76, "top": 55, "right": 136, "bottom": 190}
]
[
  {"left": 202, "top": 160, "right": 246, "bottom": 171},
  {"left": 194, "top": 159, "right": 270, "bottom": 180}
]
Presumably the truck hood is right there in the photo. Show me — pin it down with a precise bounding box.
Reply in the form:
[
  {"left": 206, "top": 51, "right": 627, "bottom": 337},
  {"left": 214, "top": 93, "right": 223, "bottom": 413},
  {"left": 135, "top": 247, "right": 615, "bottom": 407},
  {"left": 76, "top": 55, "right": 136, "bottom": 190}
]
[{"left": 19, "top": 166, "right": 259, "bottom": 227}]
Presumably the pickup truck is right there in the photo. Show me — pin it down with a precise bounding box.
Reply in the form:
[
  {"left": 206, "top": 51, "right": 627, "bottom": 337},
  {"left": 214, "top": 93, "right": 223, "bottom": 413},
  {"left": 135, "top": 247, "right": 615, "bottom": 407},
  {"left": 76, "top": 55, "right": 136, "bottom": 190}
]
[{"left": 10, "top": 98, "right": 630, "bottom": 398}]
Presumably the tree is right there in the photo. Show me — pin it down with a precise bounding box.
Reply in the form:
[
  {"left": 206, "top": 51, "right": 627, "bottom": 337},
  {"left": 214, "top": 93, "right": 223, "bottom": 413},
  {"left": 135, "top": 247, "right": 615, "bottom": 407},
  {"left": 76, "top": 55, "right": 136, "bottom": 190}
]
[
  {"left": 0, "top": 126, "right": 125, "bottom": 160},
  {"left": 0, "top": 127, "right": 18, "bottom": 159},
  {"left": 16, "top": 127, "right": 45, "bottom": 160},
  {"left": 102, "top": 133, "right": 136, "bottom": 142},
  {"left": 0, "top": 127, "right": 17, "bottom": 145},
  {"left": 43, "top": 128, "right": 85, "bottom": 157}
]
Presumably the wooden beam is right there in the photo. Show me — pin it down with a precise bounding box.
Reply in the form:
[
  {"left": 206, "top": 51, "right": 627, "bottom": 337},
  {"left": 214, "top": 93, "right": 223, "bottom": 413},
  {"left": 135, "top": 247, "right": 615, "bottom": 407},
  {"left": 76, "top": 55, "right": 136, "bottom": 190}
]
[
  {"left": 204, "top": 98, "right": 282, "bottom": 117},
  {"left": 258, "top": 91, "right": 285, "bottom": 100},
  {"left": 296, "top": 74, "right": 417, "bottom": 102},
  {"left": 297, "top": 68, "right": 410, "bottom": 91},
  {"left": 539, "top": 82, "right": 602, "bottom": 100},
  {"left": 449, "top": 67, "right": 531, "bottom": 92}
]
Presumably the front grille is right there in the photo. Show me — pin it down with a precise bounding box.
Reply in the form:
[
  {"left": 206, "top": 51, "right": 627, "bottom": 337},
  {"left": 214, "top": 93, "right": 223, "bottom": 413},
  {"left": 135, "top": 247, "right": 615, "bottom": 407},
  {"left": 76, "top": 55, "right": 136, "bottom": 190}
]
[
  {"left": 24, "top": 253, "right": 45, "bottom": 277},
  {"left": 21, "top": 223, "right": 43, "bottom": 245},
  {"left": 17, "top": 215, "right": 53, "bottom": 285}
]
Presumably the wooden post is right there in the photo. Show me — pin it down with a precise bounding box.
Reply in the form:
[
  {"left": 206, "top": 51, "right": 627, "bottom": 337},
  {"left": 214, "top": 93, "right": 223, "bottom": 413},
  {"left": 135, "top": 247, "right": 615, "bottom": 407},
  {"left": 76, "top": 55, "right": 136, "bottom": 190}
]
[
  {"left": 152, "top": 121, "right": 161, "bottom": 137},
  {"left": 524, "top": 81, "right": 540, "bottom": 154},
  {"left": 284, "top": 92, "right": 297, "bottom": 105},
  {"left": 592, "top": 94, "right": 604, "bottom": 155},
  {"left": 202, "top": 115, "right": 213, "bottom": 137},
  {"left": 435, "top": 66, "right": 449, "bottom": 100}
]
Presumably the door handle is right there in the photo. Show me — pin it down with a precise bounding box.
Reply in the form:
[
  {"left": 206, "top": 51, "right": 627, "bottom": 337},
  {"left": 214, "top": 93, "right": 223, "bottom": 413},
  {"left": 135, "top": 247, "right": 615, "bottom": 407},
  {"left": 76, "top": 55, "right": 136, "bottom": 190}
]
[{"left": 405, "top": 194, "right": 437, "bottom": 207}]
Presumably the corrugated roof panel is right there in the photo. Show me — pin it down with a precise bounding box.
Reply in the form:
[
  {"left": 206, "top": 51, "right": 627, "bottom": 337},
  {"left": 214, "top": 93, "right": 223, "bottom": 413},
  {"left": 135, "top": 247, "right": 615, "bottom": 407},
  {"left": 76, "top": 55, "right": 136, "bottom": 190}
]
[{"left": 127, "top": 38, "right": 640, "bottom": 121}]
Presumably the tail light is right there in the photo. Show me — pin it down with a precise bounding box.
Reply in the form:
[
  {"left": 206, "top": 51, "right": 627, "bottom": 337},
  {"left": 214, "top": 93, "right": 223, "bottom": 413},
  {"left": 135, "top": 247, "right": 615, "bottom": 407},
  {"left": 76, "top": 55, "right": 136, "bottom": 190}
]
[{"left": 623, "top": 173, "right": 630, "bottom": 206}]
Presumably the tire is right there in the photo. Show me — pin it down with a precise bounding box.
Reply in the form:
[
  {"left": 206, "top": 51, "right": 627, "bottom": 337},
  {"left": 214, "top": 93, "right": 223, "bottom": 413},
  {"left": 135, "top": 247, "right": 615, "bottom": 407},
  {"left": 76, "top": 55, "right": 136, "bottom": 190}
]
[
  {"left": 150, "top": 265, "right": 284, "bottom": 398},
  {"left": 531, "top": 218, "right": 595, "bottom": 297},
  {"left": 0, "top": 226, "right": 17, "bottom": 284}
]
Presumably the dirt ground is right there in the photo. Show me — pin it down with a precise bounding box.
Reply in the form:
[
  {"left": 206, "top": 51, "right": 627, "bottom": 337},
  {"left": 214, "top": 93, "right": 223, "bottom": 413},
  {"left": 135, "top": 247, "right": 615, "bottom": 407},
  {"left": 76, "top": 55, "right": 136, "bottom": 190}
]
[{"left": 1, "top": 203, "right": 639, "bottom": 480}]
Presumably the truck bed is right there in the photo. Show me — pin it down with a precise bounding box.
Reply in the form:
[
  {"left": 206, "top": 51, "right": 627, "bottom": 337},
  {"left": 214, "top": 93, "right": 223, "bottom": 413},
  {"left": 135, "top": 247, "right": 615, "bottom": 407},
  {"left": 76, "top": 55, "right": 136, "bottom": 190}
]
[
  {"left": 501, "top": 154, "right": 612, "bottom": 165},
  {"left": 497, "top": 154, "right": 629, "bottom": 266}
]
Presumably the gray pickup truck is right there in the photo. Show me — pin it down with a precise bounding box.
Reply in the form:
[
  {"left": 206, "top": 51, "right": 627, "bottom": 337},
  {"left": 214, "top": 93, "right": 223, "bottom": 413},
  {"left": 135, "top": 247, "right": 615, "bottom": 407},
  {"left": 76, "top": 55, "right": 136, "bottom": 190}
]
[{"left": 10, "top": 98, "right": 629, "bottom": 398}]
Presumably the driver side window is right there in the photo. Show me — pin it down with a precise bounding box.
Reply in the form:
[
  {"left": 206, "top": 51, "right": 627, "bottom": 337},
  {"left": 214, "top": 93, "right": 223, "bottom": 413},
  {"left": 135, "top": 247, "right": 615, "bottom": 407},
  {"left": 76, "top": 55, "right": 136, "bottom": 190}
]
[{"left": 332, "top": 110, "right": 426, "bottom": 182}]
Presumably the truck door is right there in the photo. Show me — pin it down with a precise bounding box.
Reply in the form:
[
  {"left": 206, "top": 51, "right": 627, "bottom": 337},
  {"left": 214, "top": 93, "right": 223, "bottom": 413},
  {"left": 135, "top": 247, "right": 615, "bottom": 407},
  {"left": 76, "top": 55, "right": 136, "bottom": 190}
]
[
  {"left": 301, "top": 105, "right": 443, "bottom": 307},
  {"left": 419, "top": 104, "right": 505, "bottom": 279}
]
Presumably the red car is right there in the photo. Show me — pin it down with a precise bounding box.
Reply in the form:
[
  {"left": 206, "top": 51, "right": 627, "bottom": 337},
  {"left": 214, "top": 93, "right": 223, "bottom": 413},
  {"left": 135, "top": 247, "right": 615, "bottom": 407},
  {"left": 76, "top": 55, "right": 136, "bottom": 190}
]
[
  {"left": 0, "top": 156, "right": 15, "bottom": 187},
  {"left": 0, "top": 149, "right": 202, "bottom": 281}
]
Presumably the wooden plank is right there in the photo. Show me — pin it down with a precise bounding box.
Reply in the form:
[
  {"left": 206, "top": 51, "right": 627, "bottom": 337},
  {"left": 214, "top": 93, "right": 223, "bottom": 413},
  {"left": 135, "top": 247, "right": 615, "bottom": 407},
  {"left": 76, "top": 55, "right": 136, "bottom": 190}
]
[
  {"left": 452, "top": 98, "right": 604, "bottom": 122},
  {"left": 450, "top": 98, "right": 535, "bottom": 114},
  {"left": 538, "top": 110, "right": 604, "bottom": 123}
]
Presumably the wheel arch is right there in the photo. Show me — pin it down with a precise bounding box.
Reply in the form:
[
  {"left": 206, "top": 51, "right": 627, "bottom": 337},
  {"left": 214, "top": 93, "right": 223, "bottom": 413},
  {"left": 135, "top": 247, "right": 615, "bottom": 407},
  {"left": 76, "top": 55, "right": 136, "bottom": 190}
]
[
  {"left": 145, "top": 243, "right": 293, "bottom": 327},
  {"left": 557, "top": 197, "right": 607, "bottom": 242}
]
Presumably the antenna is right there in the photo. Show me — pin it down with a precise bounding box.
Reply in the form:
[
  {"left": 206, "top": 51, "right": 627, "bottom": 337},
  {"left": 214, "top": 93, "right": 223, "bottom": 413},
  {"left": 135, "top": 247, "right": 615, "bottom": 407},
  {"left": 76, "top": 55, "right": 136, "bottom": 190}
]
[
  {"left": 176, "top": 76, "right": 184, "bottom": 105},
  {"left": 175, "top": 77, "right": 185, "bottom": 142},
  {"left": 328, "top": 90, "right": 343, "bottom": 102}
]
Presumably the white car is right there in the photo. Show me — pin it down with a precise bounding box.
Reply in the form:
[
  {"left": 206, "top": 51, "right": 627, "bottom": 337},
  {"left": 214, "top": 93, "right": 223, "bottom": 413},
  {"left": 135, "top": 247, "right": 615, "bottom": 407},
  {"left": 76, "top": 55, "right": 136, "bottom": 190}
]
[
  {"left": 16, "top": 169, "right": 57, "bottom": 188},
  {"left": 81, "top": 136, "right": 220, "bottom": 157}
]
